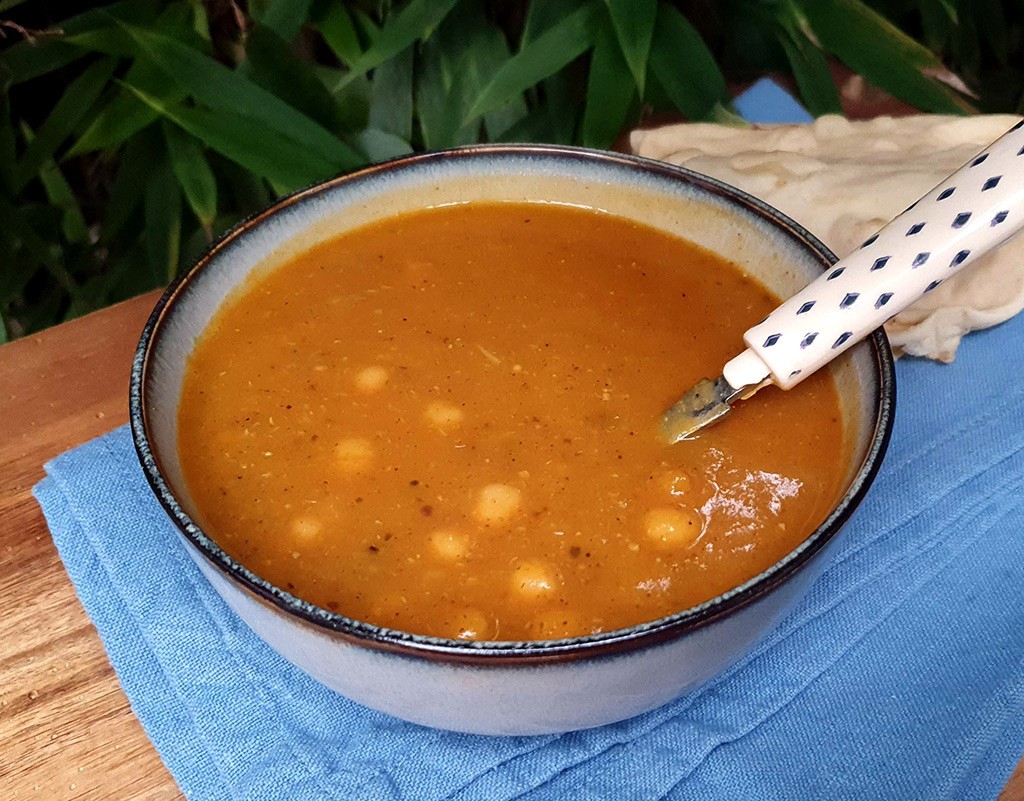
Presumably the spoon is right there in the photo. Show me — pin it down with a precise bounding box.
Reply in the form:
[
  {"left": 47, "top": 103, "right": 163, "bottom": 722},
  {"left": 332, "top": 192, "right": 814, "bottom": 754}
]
[{"left": 662, "top": 119, "right": 1024, "bottom": 443}]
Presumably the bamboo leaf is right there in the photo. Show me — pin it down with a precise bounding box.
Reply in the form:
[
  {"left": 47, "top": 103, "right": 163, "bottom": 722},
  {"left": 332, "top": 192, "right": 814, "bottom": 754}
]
[
  {"left": 163, "top": 121, "right": 217, "bottom": 227},
  {"left": 355, "top": 128, "right": 413, "bottom": 162},
  {"left": 798, "top": 0, "right": 973, "bottom": 114},
  {"left": 19, "top": 120, "right": 89, "bottom": 243},
  {"left": 104, "top": 23, "right": 366, "bottom": 168},
  {"left": 604, "top": 0, "right": 656, "bottom": 95},
  {"left": 312, "top": 1, "right": 363, "bottom": 64},
  {"left": 68, "top": 57, "right": 187, "bottom": 156},
  {"left": 369, "top": 43, "right": 414, "bottom": 143},
  {"left": 414, "top": 33, "right": 458, "bottom": 149},
  {"left": 249, "top": 0, "right": 314, "bottom": 42},
  {"left": 521, "top": 0, "right": 588, "bottom": 46},
  {"left": 582, "top": 18, "right": 636, "bottom": 148},
  {"left": 648, "top": 4, "right": 730, "bottom": 120},
  {"left": 245, "top": 24, "right": 349, "bottom": 134},
  {"left": 464, "top": 2, "right": 599, "bottom": 125},
  {"left": 435, "top": 4, "right": 527, "bottom": 140},
  {"left": 122, "top": 81, "right": 337, "bottom": 190},
  {"left": 103, "top": 127, "right": 154, "bottom": 241},
  {"left": 2, "top": 0, "right": 151, "bottom": 85},
  {"left": 144, "top": 155, "right": 182, "bottom": 283},
  {"left": 334, "top": 0, "right": 460, "bottom": 89},
  {"left": 12, "top": 56, "right": 117, "bottom": 192},
  {"left": 775, "top": 4, "right": 843, "bottom": 116}
]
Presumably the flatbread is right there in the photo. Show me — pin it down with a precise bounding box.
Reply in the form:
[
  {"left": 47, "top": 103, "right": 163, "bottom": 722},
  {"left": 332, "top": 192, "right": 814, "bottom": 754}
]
[{"left": 630, "top": 114, "right": 1024, "bottom": 361}]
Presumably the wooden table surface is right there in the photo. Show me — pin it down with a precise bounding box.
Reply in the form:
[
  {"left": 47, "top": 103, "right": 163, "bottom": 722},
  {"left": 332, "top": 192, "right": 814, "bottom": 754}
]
[{"left": 1, "top": 290, "right": 1022, "bottom": 800}]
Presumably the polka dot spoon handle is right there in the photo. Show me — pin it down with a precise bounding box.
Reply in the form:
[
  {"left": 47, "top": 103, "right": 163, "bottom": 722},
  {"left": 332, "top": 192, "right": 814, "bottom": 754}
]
[
  {"left": 733, "top": 119, "right": 1024, "bottom": 392},
  {"left": 663, "top": 120, "right": 1024, "bottom": 443}
]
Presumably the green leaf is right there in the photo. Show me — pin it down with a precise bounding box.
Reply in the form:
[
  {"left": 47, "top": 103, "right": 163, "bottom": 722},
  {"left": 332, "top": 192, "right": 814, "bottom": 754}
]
[
  {"left": 100, "top": 23, "right": 365, "bottom": 169},
  {"left": 103, "top": 127, "right": 154, "bottom": 241},
  {"left": 334, "top": 0, "right": 460, "bottom": 88},
  {"left": 434, "top": 3, "right": 527, "bottom": 141},
  {"left": 12, "top": 56, "right": 117, "bottom": 192},
  {"left": 311, "top": 1, "right": 363, "bottom": 64},
  {"left": 521, "top": 0, "right": 588, "bottom": 46},
  {"left": 369, "top": 43, "right": 414, "bottom": 143},
  {"left": 144, "top": 154, "right": 182, "bottom": 283},
  {"left": 972, "top": 0, "right": 1009, "bottom": 67},
  {"left": 916, "top": 0, "right": 955, "bottom": 51},
  {"left": 2, "top": 1, "right": 153, "bottom": 85},
  {"left": 0, "top": 308, "right": 8, "bottom": 345},
  {"left": 798, "top": 0, "right": 973, "bottom": 114},
  {"left": 648, "top": 4, "right": 730, "bottom": 120},
  {"left": 249, "top": 0, "right": 314, "bottom": 42},
  {"left": 0, "top": 0, "right": 31, "bottom": 12},
  {"left": 0, "top": 81, "right": 14, "bottom": 193},
  {"left": 355, "top": 128, "right": 413, "bottom": 162},
  {"left": 776, "top": 4, "right": 843, "bottom": 116},
  {"left": 68, "top": 57, "right": 187, "bottom": 156},
  {"left": 464, "top": 2, "right": 599, "bottom": 125},
  {"left": 604, "top": 0, "right": 656, "bottom": 95},
  {"left": 414, "top": 33, "right": 460, "bottom": 150},
  {"left": 245, "top": 24, "right": 349, "bottom": 134},
  {"left": 582, "top": 18, "right": 636, "bottom": 148},
  {"left": 122, "top": 81, "right": 337, "bottom": 190},
  {"left": 163, "top": 121, "right": 217, "bottom": 228},
  {"left": 37, "top": 161, "right": 90, "bottom": 244}
]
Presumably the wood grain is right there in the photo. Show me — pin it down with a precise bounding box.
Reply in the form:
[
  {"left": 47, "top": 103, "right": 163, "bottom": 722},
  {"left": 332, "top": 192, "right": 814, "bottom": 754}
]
[{"left": 0, "top": 290, "right": 1021, "bottom": 800}]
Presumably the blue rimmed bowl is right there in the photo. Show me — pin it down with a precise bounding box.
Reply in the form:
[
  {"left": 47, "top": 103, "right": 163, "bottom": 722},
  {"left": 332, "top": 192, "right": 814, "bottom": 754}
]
[{"left": 130, "top": 145, "right": 894, "bottom": 735}]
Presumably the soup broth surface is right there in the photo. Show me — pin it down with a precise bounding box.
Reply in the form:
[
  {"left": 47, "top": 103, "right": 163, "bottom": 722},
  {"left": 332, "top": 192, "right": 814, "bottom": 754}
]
[{"left": 179, "top": 201, "right": 846, "bottom": 640}]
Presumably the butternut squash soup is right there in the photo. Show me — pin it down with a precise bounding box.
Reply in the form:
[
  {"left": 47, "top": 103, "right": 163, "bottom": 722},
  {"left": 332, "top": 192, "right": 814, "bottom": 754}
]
[{"left": 178, "top": 202, "right": 847, "bottom": 641}]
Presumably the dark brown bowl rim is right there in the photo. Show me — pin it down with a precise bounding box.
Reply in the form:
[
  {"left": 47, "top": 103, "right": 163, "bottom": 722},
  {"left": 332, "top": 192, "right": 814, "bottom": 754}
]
[{"left": 129, "top": 144, "right": 896, "bottom": 666}]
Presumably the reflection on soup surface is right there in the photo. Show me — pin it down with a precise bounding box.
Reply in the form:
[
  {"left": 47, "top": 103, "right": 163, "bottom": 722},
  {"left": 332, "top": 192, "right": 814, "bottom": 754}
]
[{"left": 179, "top": 202, "right": 846, "bottom": 640}]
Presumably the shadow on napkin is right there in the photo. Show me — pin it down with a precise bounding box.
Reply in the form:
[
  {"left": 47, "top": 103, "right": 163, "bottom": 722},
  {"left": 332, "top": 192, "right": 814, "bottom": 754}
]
[{"left": 35, "top": 305, "right": 1024, "bottom": 801}]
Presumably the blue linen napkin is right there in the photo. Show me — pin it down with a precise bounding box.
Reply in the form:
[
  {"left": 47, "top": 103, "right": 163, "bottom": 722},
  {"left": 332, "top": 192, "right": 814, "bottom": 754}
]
[
  {"left": 34, "top": 82, "right": 1024, "bottom": 800},
  {"left": 35, "top": 308, "right": 1024, "bottom": 800}
]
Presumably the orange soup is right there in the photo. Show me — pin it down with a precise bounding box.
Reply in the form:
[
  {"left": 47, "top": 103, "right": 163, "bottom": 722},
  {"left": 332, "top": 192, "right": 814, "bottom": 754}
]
[{"left": 178, "top": 202, "right": 846, "bottom": 640}]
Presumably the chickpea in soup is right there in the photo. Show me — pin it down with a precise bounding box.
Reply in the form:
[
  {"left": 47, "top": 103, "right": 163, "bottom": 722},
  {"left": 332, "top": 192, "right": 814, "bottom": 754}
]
[{"left": 178, "top": 202, "right": 847, "bottom": 640}]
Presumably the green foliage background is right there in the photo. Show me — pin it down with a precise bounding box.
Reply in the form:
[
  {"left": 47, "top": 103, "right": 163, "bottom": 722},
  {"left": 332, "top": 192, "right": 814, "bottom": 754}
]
[{"left": 1, "top": 0, "right": 1020, "bottom": 342}]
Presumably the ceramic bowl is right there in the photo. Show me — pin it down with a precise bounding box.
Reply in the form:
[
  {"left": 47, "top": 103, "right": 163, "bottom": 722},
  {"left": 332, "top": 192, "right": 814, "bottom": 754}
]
[{"left": 130, "top": 145, "right": 895, "bottom": 735}]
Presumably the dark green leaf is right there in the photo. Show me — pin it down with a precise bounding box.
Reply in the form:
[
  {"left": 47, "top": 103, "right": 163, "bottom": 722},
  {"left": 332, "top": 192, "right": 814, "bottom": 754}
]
[
  {"left": 68, "top": 57, "right": 187, "bottom": 156},
  {"left": 0, "top": 309, "right": 8, "bottom": 345},
  {"left": 972, "top": 0, "right": 1009, "bottom": 66},
  {"left": 648, "top": 4, "right": 731, "bottom": 120},
  {"left": 2, "top": 1, "right": 154, "bottom": 85},
  {"left": 369, "top": 44, "right": 414, "bottom": 142},
  {"left": 105, "top": 23, "right": 365, "bottom": 168},
  {"left": 0, "top": 82, "right": 14, "bottom": 193},
  {"left": 245, "top": 25, "right": 349, "bottom": 134},
  {"left": 917, "top": 0, "right": 955, "bottom": 51},
  {"left": 464, "top": 2, "right": 599, "bottom": 125},
  {"left": 335, "top": 0, "right": 460, "bottom": 88},
  {"left": 37, "top": 158, "right": 90, "bottom": 244},
  {"left": 311, "top": 1, "right": 363, "bottom": 64},
  {"left": 122, "top": 81, "right": 338, "bottom": 190},
  {"left": 163, "top": 121, "right": 217, "bottom": 227},
  {"left": 604, "top": 0, "right": 656, "bottom": 94},
  {"left": 103, "top": 127, "right": 154, "bottom": 241},
  {"left": 12, "top": 56, "right": 117, "bottom": 192},
  {"left": 355, "top": 128, "right": 413, "bottom": 162},
  {"left": 798, "top": 0, "right": 973, "bottom": 114},
  {"left": 522, "top": 0, "right": 588, "bottom": 46},
  {"left": 434, "top": 3, "right": 527, "bottom": 140},
  {"left": 414, "top": 33, "right": 459, "bottom": 149},
  {"left": 249, "top": 0, "right": 314, "bottom": 42},
  {"left": 582, "top": 18, "right": 636, "bottom": 148},
  {"left": 144, "top": 154, "right": 182, "bottom": 283},
  {"left": 775, "top": 5, "right": 843, "bottom": 116}
]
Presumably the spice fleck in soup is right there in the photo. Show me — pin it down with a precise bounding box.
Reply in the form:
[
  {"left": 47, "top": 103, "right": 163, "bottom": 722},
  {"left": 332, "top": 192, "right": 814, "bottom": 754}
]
[{"left": 178, "top": 202, "right": 847, "bottom": 640}]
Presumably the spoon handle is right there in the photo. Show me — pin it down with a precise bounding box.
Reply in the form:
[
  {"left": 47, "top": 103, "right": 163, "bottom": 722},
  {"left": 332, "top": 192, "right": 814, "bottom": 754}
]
[{"left": 733, "top": 119, "right": 1024, "bottom": 391}]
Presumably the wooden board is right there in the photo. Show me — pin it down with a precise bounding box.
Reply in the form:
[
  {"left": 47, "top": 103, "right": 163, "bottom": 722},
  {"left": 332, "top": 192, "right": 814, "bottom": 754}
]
[{"left": 0, "top": 289, "right": 1021, "bottom": 800}]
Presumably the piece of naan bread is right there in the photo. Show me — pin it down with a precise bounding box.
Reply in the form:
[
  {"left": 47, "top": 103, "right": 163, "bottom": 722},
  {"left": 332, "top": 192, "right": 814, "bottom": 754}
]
[{"left": 630, "top": 114, "right": 1024, "bottom": 361}]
